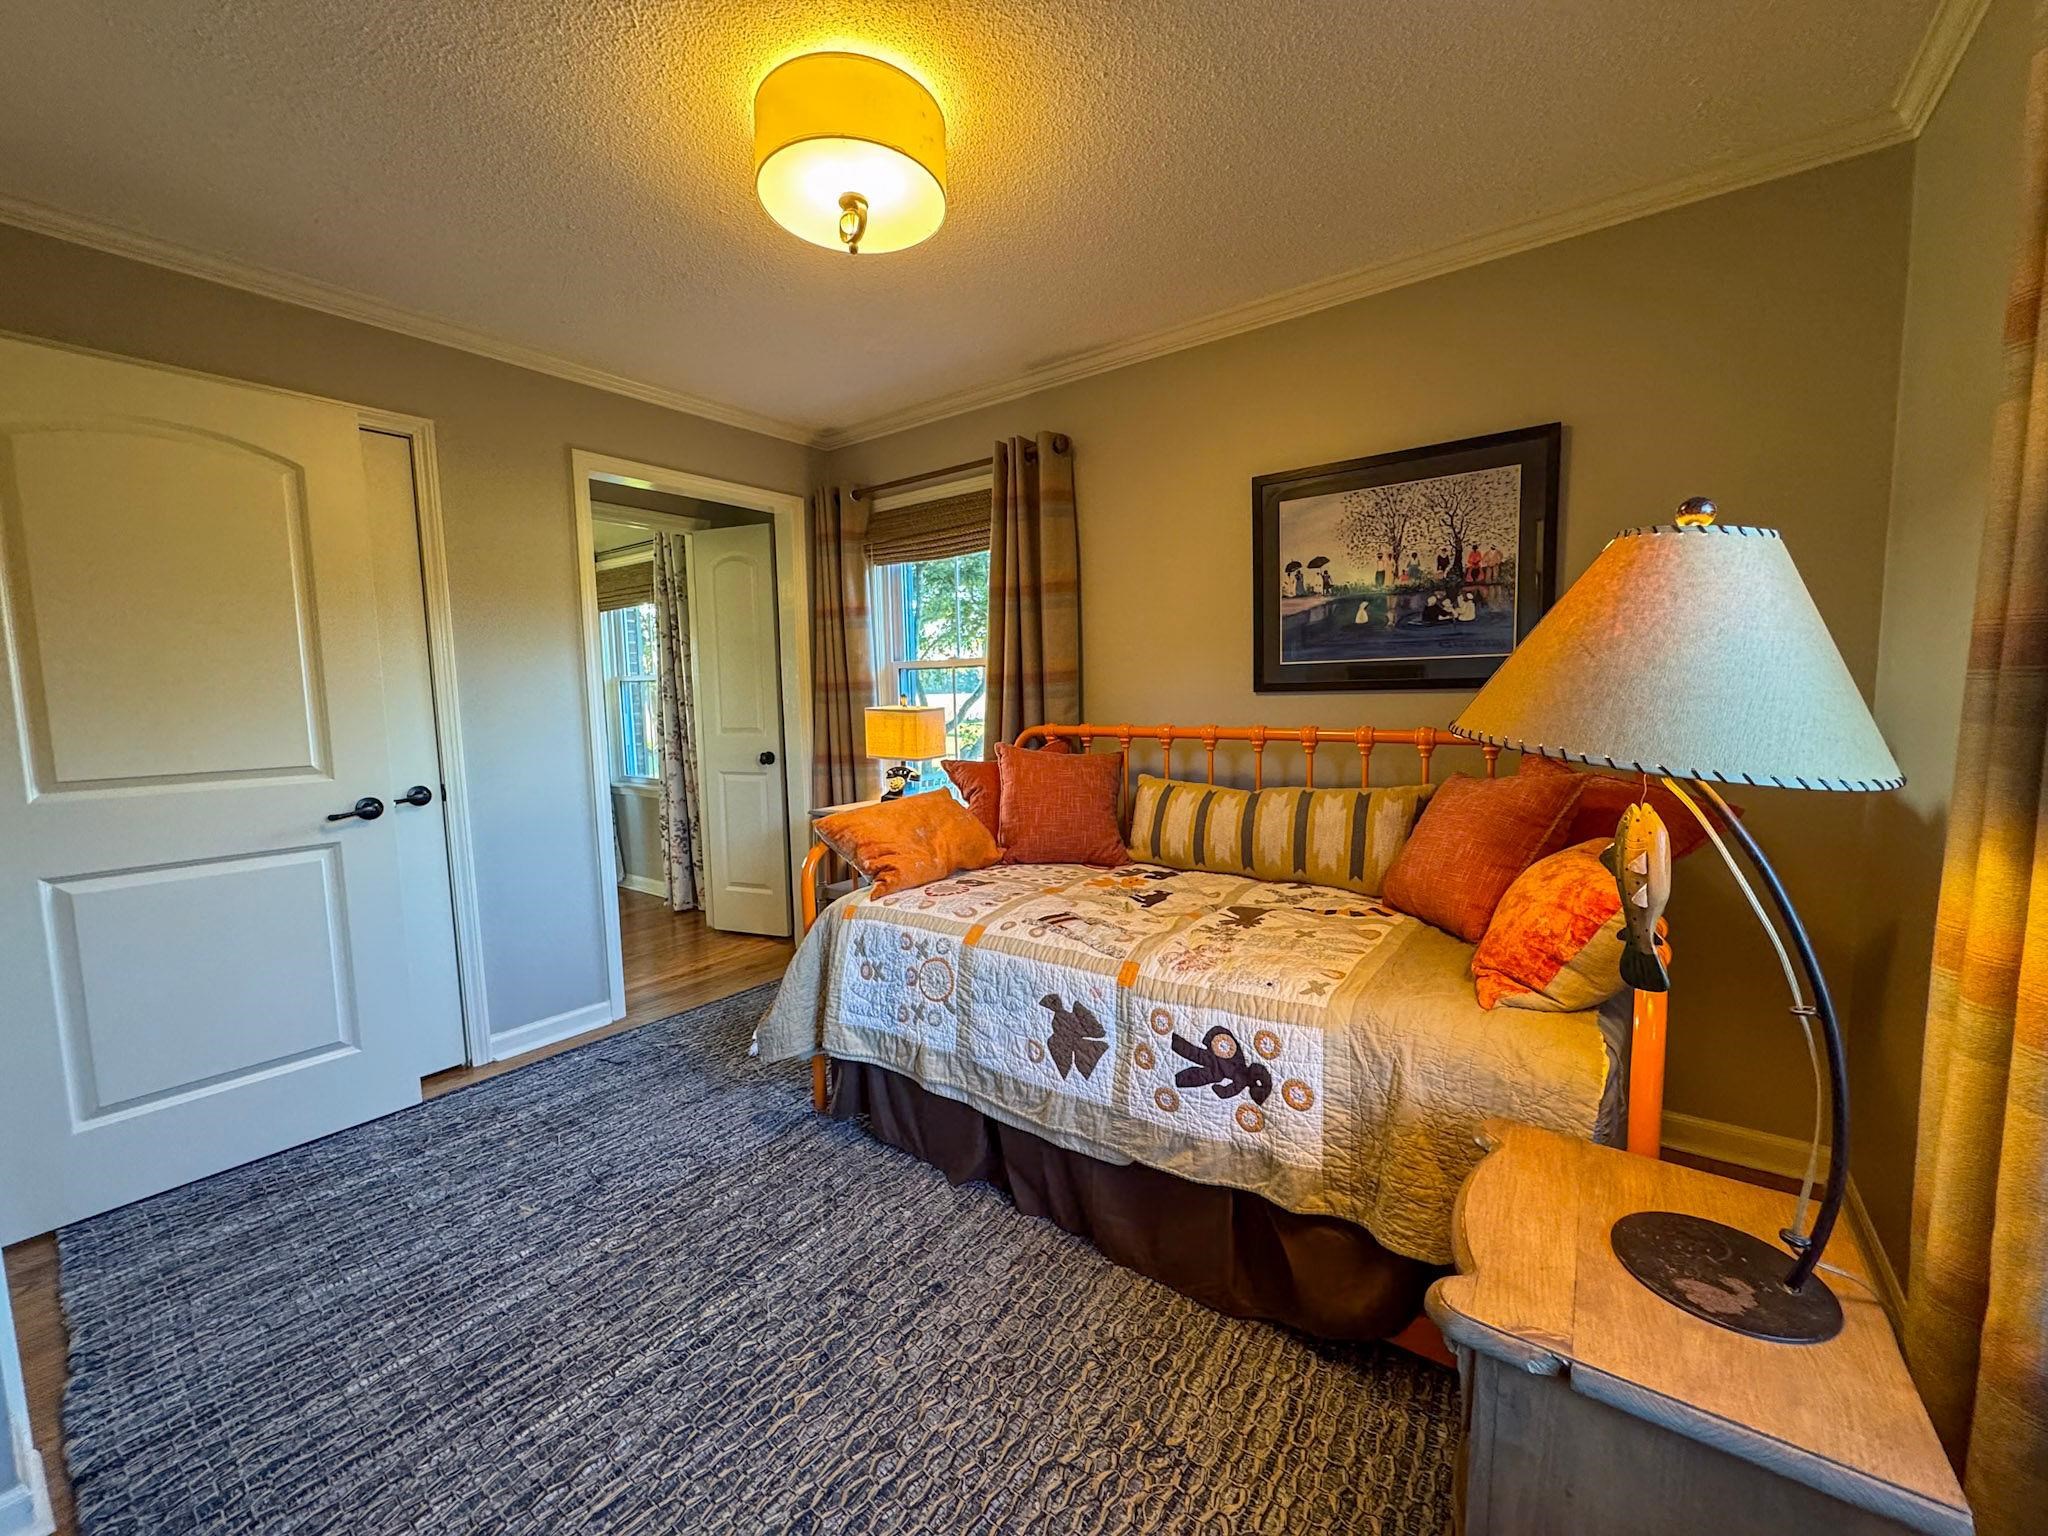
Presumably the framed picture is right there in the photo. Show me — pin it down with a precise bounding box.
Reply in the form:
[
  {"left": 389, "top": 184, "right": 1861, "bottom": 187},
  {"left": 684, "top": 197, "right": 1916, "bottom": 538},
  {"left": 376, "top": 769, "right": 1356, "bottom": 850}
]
[{"left": 1251, "top": 423, "right": 1561, "bottom": 693}]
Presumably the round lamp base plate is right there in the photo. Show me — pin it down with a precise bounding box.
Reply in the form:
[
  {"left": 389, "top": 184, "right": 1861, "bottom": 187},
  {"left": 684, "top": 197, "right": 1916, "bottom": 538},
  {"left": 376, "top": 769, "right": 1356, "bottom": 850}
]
[{"left": 1611, "top": 1210, "right": 1843, "bottom": 1345}]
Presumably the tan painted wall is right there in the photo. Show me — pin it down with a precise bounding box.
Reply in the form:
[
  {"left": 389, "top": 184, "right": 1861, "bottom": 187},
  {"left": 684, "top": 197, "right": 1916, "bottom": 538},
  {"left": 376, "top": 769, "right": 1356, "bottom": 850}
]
[
  {"left": 825, "top": 151, "right": 1915, "bottom": 1149},
  {"left": 0, "top": 223, "right": 816, "bottom": 1049},
  {"left": 1854, "top": 0, "right": 2032, "bottom": 1266}
]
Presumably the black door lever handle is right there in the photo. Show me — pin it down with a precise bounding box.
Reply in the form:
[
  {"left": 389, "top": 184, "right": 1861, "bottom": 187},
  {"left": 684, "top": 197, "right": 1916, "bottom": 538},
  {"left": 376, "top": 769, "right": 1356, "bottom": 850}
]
[
  {"left": 326, "top": 796, "right": 385, "bottom": 822},
  {"left": 395, "top": 785, "right": 434, "bottom": 807}
]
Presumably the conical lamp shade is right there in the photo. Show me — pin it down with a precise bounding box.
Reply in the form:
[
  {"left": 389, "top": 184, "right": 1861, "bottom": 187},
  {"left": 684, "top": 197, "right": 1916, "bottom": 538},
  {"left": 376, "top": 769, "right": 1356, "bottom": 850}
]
[{"left": 1453, "top": 521, "right": 1901, "bottom": 791}]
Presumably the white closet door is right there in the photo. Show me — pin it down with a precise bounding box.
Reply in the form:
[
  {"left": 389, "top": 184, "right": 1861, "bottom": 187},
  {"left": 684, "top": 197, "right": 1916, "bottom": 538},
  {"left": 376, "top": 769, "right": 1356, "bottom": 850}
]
[
  {"left": 360, "top": 428, "right": 466, "bottom": 1076},
  {"left": 686, "top": 524, "right": 793, "bottom": 936},
  {"left": 0, "top": 336, "right": 421, "bottom": 1243}
]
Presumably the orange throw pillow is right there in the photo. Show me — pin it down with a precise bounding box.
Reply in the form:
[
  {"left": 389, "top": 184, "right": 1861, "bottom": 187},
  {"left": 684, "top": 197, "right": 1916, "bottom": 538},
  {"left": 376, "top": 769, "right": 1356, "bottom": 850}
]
[
  {"left": 994, "top": 743, "right": 1129, "bottom": 866},
  {"left": 1471, "top": 839, "right": 1627, "bottom": 1011},
  {"left": 1380, "top": 771, "right": 1585, "bottom": 941},
  {"left": 942, "top": 759, "right": 1002, "bottom": 839},
  {"left": 943, "top": 739, "right": 1071, "bottom": 841},
  {"left": 1516, "top": 753, "right": 1734, "bottom": 860},
  {"left": 814, "top": 792, "right": 1000, "bottom": 899}
]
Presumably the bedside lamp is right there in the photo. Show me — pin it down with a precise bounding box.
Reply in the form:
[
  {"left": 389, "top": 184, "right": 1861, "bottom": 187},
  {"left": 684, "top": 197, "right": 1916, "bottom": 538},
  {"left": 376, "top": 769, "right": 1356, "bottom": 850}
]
[
  {"left": 865, "top": 700, "right": 946, "bottom": 800},
  {"left": 1453, "top": 499, "right": 1901, "bottom": 1344}
]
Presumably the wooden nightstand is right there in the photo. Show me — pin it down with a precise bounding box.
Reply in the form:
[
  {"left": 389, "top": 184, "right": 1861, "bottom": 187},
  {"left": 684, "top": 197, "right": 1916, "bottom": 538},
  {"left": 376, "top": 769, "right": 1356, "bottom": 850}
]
[{"left": 1427, "top": 1121, "right": 1970, "bottom": 1536}]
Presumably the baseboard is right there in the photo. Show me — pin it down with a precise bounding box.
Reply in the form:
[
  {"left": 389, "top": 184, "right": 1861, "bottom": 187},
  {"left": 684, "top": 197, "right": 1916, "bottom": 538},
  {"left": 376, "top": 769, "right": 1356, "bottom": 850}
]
[
  {"left": 486, "top": 998, "right": 619, "bottom": 1065},
  {"left": 1660, "top": 1112, "right": 1907, "bottom": 1332},
  {"left": 0, "top": 1422, "right": 52, "bottom": 1536},
  {"left": 618, "top": 875, "right": 666, "bottom": 898}
]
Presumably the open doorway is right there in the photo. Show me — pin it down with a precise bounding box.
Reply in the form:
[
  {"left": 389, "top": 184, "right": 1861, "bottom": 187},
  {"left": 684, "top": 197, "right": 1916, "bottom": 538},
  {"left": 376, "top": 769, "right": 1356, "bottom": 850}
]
[{"left": 571, "top": 452, "right": 811, "bottom": 1029}]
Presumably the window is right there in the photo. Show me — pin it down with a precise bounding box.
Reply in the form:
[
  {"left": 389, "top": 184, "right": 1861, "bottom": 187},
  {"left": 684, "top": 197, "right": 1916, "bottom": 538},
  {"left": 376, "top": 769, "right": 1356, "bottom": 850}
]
[
  {"left": 873, "top": 549, "right": 989, "bottom": 778},
  {"left": 601, "top": 601, "right": 661, "bottom": 783}
]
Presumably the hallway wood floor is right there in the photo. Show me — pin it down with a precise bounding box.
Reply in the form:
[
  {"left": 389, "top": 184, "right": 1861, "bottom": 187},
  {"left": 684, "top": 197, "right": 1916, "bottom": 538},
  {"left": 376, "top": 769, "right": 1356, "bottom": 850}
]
[{"left": 3, "top": 886, "right": 792, "bottom": 1536}]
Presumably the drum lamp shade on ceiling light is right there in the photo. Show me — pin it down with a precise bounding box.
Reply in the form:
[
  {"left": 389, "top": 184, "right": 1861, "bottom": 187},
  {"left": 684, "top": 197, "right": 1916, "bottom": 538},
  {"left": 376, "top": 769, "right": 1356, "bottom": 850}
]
[{"left": 753, "top": 52, "right": 947, "bottom": 255}]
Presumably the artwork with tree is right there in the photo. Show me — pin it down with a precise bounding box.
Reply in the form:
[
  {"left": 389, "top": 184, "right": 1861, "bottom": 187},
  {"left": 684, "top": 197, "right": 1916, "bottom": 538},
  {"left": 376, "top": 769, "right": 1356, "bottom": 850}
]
[{"left": 1252, "top": 424, "right": 1561, "bottom": 692}]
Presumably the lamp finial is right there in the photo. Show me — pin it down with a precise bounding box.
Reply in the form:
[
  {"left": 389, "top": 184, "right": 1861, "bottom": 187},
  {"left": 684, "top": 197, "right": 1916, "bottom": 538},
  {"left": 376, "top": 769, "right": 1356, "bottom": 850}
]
[{"left": 1674, "top": 496, "right": 1718, "bottom": 527}]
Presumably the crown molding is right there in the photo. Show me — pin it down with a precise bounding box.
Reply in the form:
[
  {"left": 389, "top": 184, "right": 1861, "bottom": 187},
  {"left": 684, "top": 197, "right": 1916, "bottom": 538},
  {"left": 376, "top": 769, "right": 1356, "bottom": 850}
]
[
  {"left": 1895, "top": 0, "right": 1993, "bottom": 134},
  {"left": 0, "top": 195, "right": 823, "bottom": 447},
  {"left": 814, "top": 106, "right": 1916, "bottom": 451}
]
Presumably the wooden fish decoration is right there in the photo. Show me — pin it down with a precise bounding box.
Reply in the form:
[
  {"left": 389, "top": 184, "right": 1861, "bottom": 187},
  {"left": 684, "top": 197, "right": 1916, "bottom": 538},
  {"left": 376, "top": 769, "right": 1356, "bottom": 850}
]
[
  {"left": 1601, "top": 800, "right": 1672, "bottom": 992},
  {"left": 1038, "top": 994, "right": 1108, "bottom": 1080},
  {"left": 1171, "top": 1026, "right": 1275, "bottom": 1104}
]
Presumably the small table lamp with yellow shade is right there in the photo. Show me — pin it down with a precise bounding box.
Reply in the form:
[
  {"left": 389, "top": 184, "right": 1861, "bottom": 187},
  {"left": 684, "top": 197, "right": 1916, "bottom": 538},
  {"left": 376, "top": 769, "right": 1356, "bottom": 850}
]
[
  {"left": 865, "top": 700, "right": 947, "bottom": 800},
  {"left": 1452, "top": 498, "right": 1901, "bottom": 1345}
]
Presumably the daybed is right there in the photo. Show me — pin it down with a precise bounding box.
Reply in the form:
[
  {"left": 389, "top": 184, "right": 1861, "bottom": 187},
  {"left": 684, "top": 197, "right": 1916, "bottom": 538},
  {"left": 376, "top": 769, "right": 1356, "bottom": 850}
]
[{"left": 757, "top": 723, "right": 1668, "bottom": 1351}]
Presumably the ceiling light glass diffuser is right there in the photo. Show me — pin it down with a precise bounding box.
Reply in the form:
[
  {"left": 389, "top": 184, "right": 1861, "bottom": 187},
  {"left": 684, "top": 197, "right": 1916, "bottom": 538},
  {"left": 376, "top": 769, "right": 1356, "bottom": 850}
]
[{"left": 754, "top": 52, "right": 946, "bottom": 255}]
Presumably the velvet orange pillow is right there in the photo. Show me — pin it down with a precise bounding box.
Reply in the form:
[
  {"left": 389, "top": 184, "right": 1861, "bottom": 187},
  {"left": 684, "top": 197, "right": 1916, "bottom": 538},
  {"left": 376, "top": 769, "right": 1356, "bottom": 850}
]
[
  {"left": 943, "top": 738, "right": 1072, "bottom": 841},
  {"left": 1471, "top": 839, "right": 1627, "bottom": 1011},
  {"left": 814, "top": 791, "right": 1000, "bottom": 898},
  {"left": 994, "top": 743, "right": 1129, "bottom": 866},
  {"left": 1516, "top": 753, "right": 1735, "bottom": 860},
  {"left": 1380, "top": 770, "right": 1585, "bottom": 942}
]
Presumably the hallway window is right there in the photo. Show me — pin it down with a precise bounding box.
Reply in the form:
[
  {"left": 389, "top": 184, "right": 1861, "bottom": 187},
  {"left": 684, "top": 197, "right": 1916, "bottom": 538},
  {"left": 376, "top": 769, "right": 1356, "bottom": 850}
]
[
  {"left": 874, "top": 550, "right": 989, "bottom": 770},
  {"left": 602, "top": 601, "right": 661, "bottom": 783}
]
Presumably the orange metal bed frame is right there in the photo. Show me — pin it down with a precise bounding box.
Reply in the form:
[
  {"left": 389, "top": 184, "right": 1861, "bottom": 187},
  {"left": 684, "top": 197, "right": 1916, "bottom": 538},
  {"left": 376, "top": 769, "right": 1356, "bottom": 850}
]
[{"left": 797, "top": 721, "right": 1671, "bottom": 1367}]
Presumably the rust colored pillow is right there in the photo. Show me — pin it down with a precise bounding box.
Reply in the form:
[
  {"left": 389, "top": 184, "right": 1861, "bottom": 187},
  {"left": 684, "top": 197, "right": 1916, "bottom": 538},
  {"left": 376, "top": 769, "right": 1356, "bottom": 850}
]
[
  {"left": 942, "top": 758, "right": 1002, "bottom": 839},
  {"left": 1380, "top": 770, "right": 1585, "bottom": 942},
  {"left": 814, "top": 791, "right": 1000, "bottom": 898},
  {"left": 943, "top": 737, "right": 1072, "bottom": 841},
  {"left": 1471, "top": 839, "right": 1626, "bottom": 1011},
  {"left": 994, "top": 743, "right": 1129, "bottom": 866},
  {"left": 1516, "top": 754, "right": 1734, "bottom": 860}
]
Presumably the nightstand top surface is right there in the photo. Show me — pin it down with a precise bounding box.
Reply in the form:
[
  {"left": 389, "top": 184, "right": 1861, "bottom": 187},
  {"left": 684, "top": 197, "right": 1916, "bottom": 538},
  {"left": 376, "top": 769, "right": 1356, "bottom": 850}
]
[{"left": 1427, "top": 1121, "right": 1969, "bottom": 1536}]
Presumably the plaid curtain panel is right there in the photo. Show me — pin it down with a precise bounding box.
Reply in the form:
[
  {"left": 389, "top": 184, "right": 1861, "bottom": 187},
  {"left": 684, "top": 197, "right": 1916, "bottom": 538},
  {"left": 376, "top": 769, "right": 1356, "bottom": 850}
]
[
  {"left": 985, "top": 432, "right": 1080, "bottom": 754},
  {"left": 808, "top": 485, "right": 878, "bottom": 807},
  {"left": 1908, "top": 19, "right": 2048, "bottom": 1529}
]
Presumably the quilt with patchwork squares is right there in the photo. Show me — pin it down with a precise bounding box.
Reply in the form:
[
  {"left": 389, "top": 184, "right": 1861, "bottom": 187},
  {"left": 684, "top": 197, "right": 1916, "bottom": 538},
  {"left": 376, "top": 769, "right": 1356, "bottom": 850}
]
[{"left": 757, "top": 862, "right": 1612, "bottom": 1263}]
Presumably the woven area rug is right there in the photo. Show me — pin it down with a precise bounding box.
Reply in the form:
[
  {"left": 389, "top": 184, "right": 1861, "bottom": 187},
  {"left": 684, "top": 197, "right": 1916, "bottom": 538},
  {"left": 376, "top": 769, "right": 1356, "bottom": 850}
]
[{"left": 59, "top": 981, "right": 1458, "bottom": 1534}]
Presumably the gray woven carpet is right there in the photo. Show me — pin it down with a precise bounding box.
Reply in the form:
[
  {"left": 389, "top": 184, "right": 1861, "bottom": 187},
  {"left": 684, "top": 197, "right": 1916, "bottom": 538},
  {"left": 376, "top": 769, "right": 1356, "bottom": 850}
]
[{"left": 59, "top": 981, "right": 1458, "bottom": 1534}]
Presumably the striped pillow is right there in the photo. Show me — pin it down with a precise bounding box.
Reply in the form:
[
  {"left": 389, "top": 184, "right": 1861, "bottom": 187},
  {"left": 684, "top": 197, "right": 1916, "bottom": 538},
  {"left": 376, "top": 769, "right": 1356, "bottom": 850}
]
[{"left": 1125, "top": 775, "right": 1433, "bottom": 896}]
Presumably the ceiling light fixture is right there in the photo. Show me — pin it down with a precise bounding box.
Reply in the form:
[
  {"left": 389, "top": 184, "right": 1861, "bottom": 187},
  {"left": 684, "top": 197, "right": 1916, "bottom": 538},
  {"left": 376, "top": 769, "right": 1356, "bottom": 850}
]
[{"left": 753, "top": 52, "right": 946, "bottom": 256}]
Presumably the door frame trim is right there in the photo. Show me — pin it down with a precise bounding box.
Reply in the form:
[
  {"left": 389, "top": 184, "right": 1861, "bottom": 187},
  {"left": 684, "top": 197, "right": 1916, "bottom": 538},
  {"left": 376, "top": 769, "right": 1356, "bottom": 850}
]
[
  {"left": 357, "top": 409, "right": 492, "bottom": 1068},
  {"left": 569, "top": 450, "right": 812, "bottom": 1022}
]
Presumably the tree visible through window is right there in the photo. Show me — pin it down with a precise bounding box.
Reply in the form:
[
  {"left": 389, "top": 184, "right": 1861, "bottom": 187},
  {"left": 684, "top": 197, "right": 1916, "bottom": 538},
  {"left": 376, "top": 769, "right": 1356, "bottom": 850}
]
[
  {"left": 601, "top": 601, "right": 661, "bottom": 782},
  {"left": 877, "top": 550, "right": 989, "bottom": 774}
]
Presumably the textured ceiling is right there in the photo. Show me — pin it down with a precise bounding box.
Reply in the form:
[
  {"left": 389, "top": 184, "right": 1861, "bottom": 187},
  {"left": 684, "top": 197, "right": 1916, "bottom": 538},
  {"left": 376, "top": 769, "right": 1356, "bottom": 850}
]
[{"left": 0, "top": 1, "right": 1951, "bottom": 443}]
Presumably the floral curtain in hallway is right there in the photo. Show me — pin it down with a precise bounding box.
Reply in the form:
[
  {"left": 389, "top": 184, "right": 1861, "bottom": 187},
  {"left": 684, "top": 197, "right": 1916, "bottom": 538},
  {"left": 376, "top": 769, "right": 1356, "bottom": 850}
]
[
  {"left": 651, "top": 532, "right": 705, "bottom": 913},
  {"left": 983, "top": 432, "right": 1079, "bottom": 755},
  {"left": 1908, "top": 25, "right": 2048, "bottom": 1531}
]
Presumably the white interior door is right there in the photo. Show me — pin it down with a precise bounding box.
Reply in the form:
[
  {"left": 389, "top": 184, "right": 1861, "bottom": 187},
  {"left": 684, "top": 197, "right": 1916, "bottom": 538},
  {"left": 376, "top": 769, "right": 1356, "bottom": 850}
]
[
  {"left": 0, "top": 336, "right": 421, "bottom": 1244},
  {"left": 361, "top": 429, "right": 466, "bottom": 1076},
  {"left": 686, "top": 523, "right": 792, "bottom": 937}
]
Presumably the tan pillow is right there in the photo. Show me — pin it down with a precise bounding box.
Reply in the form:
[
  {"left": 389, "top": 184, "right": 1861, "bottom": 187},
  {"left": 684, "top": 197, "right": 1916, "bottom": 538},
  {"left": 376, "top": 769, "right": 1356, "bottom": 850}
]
[
  {"left": 814, "top": 792, "right": 1001, "bottom": 898},
  {"left": 1124, "top": 774, "right": 1432, "bottom": 896}
]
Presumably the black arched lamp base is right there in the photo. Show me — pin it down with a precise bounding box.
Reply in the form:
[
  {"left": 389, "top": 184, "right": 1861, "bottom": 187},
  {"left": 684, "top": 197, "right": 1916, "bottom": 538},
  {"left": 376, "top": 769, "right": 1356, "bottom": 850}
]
[{"left": 1611, "top": 1211, "right": 1843, "bottom": 1345}]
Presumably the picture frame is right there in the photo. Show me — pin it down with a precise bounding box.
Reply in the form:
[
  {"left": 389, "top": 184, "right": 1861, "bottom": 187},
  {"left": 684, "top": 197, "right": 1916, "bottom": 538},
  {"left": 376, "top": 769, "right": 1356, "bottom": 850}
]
[{"left": 1251, "top": 423, "right": 1562, "bottom": 693}]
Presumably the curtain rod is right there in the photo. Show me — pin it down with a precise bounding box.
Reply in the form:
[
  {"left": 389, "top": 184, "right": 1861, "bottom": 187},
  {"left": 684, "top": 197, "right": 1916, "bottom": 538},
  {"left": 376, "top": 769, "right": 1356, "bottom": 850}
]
[
  {"left": 852, "top": 455, "right": 994, "bottom": 501},
  {"left": 849, "top": 436, "right": 1068, "bottom": 500}
]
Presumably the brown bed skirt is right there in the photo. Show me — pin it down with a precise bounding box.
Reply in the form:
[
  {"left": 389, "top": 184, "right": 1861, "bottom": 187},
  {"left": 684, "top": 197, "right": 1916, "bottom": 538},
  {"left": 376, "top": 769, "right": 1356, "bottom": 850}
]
[{"left": 830, "top": 1059, "right": 1441, "bottom": 1342}]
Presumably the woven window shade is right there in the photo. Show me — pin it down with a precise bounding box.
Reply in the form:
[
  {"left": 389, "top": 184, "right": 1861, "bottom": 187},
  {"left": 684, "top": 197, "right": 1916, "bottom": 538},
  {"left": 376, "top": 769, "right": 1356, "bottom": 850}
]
[
  {"left": 595, "top": 558, "right": 654, "bottom": 611},
  {"left": 865, "top": 489, "right": 991, "bottom": 565}
]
